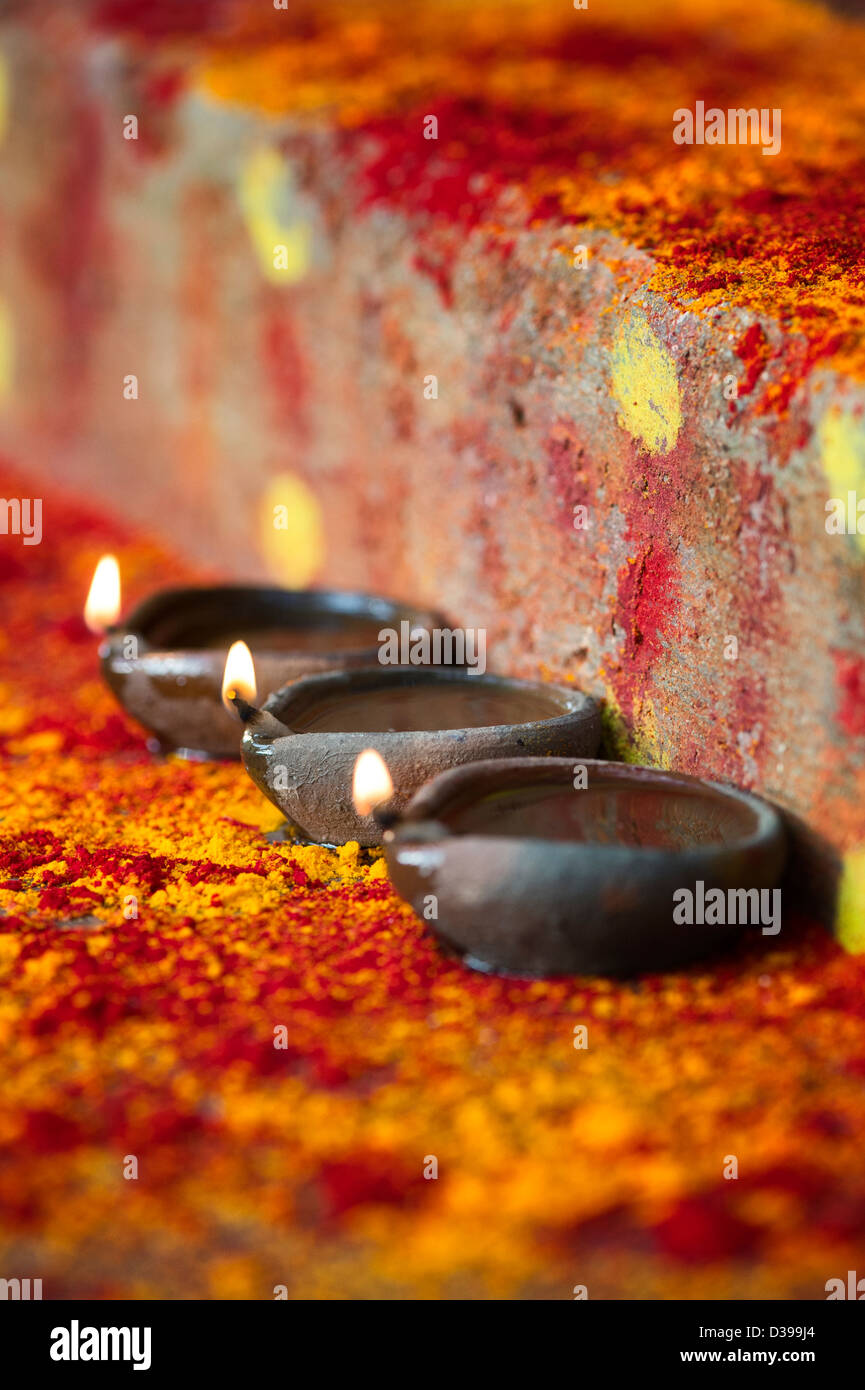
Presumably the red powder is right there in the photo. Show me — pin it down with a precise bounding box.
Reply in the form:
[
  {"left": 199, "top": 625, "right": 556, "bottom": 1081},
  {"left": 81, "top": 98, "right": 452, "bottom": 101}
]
[
  {"left": 545, "top": 427, "right": 594, "bottom": 535},
  {"left": 23, "top": 1109, "right": 84, "bottom": 1154},
  {"left": 317, "top": 1153, "right": 427, "bottom": 1219},
  {"left": 261, "top": 310, "right": 310, "bottom": 436},
  {"left": 735, "top": 323, "right": 771, "bottom": 397},
  {"left": 833, "top": 651, "right": 865, "bottom": 738},
  {"left": 653, "top": 1192, "right": 763, "bottom": 1263},
  {"left": 94, "top": 0, "right": 233, "bottom": 40},
  {"left": 612, "top": 541, "right": 680, "bottom": 721}
]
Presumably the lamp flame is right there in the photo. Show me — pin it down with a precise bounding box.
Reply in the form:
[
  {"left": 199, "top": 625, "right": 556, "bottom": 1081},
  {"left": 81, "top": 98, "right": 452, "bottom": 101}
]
[
  {"left": 222, "top": 640, "right": 257, "bottom": 712},
  {"left": 84, "top": 554, "right": 121, "bottom": 634},
  {"left": 352, "top": 749, "right": 394, "bottom": 817}
]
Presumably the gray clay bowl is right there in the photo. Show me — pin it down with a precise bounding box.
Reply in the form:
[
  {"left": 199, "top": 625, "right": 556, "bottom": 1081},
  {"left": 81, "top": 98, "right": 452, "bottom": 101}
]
[
  {"left": 240, "top": 668, "right": 601, "bottom": 846},
  {"left": 101, "top": 585, "right": 446, "bottom": 759},
  {"left": 385, "top": 757, "right": 786, "bottom": 977}
]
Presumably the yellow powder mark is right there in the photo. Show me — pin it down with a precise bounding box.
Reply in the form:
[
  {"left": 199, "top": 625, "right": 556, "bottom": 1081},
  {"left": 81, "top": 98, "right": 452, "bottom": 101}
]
[
  {"left": 237, "top": 149, "right": 311, "bottom": 285},
  {"left": 0, "top": 298, "right": 13, "bottom": 403},
  {"left": 600, "top": 690, "right": 630, "bottom": 761},
  {"left": 836, "top": 847, "right": 865, "bottom": 953},
  {"left": 572, "top": 1102, "right": 638, "bottom": 1149},
  {"left": 601, "top": 691, "right": 670, "bottom": 768},
  {"left": 610, "top": 310, "right": 681, "bottom": 455},
  {"left": 8, "top": 729, "right": 63, "bottom": 755},
  {"left": 819, "top": 406, "right": 865, "bottom": 554},
  {"left": 0, "top": 704, "right": 27, "bottom": 736},
  {"left": 206, "top": 1256, "right": 262, "bottom": 1300},
  {"left": 629, "top": 696, "right": 671, "bottom": 768},
  {"left": 260, "top": 471, "right": 325, "bottom": 586}
]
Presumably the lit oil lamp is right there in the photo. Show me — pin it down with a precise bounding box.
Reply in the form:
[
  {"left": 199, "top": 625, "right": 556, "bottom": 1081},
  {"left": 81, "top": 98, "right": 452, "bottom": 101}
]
[
  {"left": 352, "top": 751, "right": 787, "bottom": 978},
  {"left": 86, "top": 554, "right": 448, "bottom": 759},
  {"left": 232, "top": 664, "right": 602, "bottom": 846}
]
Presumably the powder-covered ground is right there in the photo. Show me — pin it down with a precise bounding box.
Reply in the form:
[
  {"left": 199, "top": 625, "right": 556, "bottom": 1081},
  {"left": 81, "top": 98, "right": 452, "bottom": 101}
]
[{"left": 0, "top": 467, "right": 863, "bottom": 1299}]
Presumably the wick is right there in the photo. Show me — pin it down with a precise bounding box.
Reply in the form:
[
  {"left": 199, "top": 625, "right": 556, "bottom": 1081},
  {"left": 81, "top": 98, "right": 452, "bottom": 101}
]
[
  {"left": 228, "top": 690, "right": 259, "bottom": 724},
  {"left": 227, "top": 691, "right": 294, "bottom": 739},
  {"left": 372, "top": 802, "right": 401, "bottom": 838}
]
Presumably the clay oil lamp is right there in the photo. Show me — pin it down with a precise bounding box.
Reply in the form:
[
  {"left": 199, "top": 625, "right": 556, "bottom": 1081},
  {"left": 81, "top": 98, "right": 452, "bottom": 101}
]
[
  {"left": 233, "top": 665, "right": 601, "bottom": 846},
  {"left": 354, "top": 754, "right": 786, "bottom": 978},
  {"left": 84, "top": 554, "right": 446, "bottom": 759}
]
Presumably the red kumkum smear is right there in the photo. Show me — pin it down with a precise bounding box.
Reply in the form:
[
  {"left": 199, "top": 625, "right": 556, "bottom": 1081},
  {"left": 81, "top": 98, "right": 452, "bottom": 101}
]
[
  {"left": 611, "top": 541, "right": 680, "bottom": 722},
  {"left": 833, "top": 652, "right": 865, "bottom": 739}
]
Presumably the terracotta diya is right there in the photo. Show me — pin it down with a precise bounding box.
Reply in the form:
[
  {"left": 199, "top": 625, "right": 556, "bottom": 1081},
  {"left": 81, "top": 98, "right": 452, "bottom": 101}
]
[
  {"left": 376, "top": 757, "right": 786, "bottom": 977},
  {"left": 235, "top": 667, "right": 602, "bottom": 846},
  {"left": 85, "top": 556, "right": 446, "bottom": 759}
]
